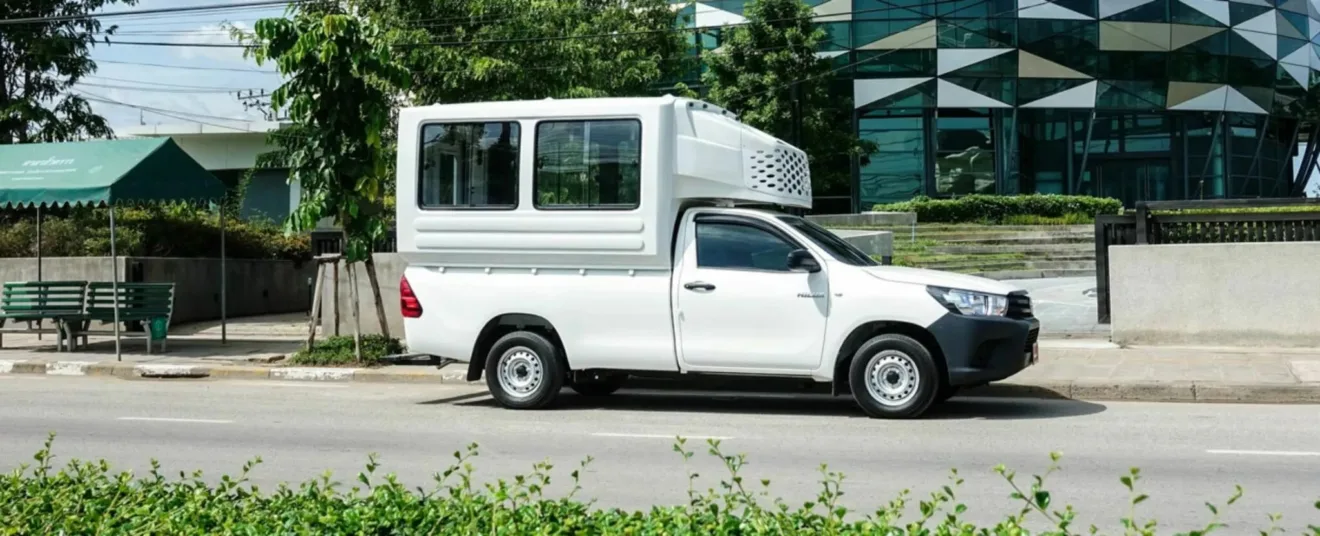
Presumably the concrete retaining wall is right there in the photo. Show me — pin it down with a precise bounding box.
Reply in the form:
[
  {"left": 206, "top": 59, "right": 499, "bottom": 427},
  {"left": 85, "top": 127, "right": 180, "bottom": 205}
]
[
  {"left": 0, "top": 256, "right": 314, "bottom": 325},
  {"left": 1109, "top": 243, "right": 1320, "bottom": 347}
]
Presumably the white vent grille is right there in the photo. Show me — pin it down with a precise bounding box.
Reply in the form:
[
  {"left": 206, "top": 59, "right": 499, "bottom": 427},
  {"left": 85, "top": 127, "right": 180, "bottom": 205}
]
[{"left": 746, "top": 145, "right": 810, "bottom": 198}]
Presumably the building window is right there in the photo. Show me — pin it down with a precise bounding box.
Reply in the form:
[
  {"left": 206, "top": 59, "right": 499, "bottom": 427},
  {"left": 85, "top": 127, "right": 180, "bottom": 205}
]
[
  {"left": 418, "top": 122, "right": 520, "bottom": 209},
  {"left": 858, "top": 109, "right": 926, "bottom": 206},
  {"left": 534, "top": 119, "right": 641, "bottom": 209},
  {"left": 935, "top": 109, "right": 996, "bottom": 196}
]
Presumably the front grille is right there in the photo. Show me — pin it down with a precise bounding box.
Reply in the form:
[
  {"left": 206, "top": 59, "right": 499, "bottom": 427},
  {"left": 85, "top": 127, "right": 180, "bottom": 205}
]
[{"left": 1007, "top": 291, "right": 1033, "bottom": 319}]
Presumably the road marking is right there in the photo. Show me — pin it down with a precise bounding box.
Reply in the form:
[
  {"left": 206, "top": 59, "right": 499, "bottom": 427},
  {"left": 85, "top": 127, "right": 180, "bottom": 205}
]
[
  {"left": 592, "top": 432, "right": 732, "bottom": 440},
  {"left": 1207, "top": 449, "right": 1320, "bottom": 457},
  {"left": 117, "top": 417, "right": 233, "bottom": 424}
]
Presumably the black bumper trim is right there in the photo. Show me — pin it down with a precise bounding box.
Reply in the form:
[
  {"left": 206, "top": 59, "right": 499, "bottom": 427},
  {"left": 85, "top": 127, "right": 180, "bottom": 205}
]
[{"left": 928, "top": 312, "right": 1039, "bottom": 387}]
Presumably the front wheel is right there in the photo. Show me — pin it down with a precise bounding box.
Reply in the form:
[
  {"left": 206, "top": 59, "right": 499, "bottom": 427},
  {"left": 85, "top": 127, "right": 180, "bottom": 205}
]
[
  {"left": 849, "top": 333, "right": 940, "bottom": 419},
  {"left": 485, "top": 331, "right": 566, "bottom": 410}
]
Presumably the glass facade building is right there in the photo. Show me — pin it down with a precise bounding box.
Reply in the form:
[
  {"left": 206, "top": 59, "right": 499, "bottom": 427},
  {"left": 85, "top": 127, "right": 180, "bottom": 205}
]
[{"left": 675, "top": 0, "right": 1317, "bottom": 211}]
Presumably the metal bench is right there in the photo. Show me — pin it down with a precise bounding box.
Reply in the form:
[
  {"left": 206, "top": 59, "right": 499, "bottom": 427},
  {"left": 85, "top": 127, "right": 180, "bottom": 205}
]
[
  {"left": 0, "top": 281, "right": 89, "bottom": 351},
  {"left": 65, "top": 282, "right": 176, "bottom": 354}
]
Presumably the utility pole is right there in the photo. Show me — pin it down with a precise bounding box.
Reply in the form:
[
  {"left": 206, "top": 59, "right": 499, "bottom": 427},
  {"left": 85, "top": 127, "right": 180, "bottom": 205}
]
[{"left": 235, "top": 89, "right": 285, "bottom": 121}]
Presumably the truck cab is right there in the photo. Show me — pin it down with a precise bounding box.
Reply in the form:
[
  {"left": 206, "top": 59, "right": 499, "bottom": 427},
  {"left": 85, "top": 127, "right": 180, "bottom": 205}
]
[{"left": 395, "top": 96, "right": 1039, "bottom": 419}]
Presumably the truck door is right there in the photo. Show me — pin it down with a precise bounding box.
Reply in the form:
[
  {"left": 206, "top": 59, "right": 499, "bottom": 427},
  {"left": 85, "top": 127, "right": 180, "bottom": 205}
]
[{"left": 673, "top": 212, "right": 828, "bottom": 372}]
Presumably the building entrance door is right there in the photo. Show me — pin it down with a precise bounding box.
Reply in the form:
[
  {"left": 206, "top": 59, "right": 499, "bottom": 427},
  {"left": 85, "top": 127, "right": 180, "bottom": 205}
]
[{"left": 1086, "top": 159, "right": 1172, "bottom": 207}]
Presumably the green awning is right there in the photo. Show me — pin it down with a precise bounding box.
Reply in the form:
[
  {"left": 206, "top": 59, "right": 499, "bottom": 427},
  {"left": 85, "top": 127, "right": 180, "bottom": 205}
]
[{"left": 0, "top": 137, "right": 226, "bottom": 208}]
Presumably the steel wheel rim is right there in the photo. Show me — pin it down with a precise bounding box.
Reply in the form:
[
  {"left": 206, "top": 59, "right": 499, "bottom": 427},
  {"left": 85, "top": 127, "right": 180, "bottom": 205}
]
[
  {"left": 497, "top": 347, "right": 544, "bottom": 399},
  {"left": 865, "top": 351, "right": 920, "bottom": 407}
]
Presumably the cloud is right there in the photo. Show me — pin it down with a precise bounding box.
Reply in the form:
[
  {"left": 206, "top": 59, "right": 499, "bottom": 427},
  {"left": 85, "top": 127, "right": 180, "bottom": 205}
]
[{"left": 172, "top": 21, "right": 252, "bottom": 65}]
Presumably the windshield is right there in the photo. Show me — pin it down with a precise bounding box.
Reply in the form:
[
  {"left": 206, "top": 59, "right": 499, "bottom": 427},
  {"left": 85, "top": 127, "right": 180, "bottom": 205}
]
[{"left": 777, "top": 216, "right": 879, "bottom": 267}]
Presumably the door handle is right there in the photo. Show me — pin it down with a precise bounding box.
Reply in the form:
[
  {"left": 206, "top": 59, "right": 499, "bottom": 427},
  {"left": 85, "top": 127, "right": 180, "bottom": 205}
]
[{"left": 683, "top": 281, "right": 715, "bottom": 291}]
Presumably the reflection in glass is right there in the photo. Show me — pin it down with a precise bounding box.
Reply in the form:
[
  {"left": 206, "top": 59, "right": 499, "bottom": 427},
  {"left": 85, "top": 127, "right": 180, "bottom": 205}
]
[
  {"left": 419, "top": 122, "right": 520, "bottom": 208},
  {"left": 535, "top": 119, "right": 641, "bottom": 209}
]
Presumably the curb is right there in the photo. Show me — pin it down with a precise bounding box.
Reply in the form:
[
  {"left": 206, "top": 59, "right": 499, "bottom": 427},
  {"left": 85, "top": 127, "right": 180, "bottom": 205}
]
[{"left": 2, "top": 359, "right": 1318, "bottom": 404}]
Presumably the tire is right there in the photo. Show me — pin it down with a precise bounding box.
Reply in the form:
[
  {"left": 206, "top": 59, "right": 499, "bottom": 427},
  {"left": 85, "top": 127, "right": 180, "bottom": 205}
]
[
  {"left": 484, "top": 331, "right": 566, "bottom": 410},
  {"left": 569, "top": 373, "right": 628, "bottom": 396},
  {"left": 848, "top": 333, "right": 941, "bottom": 419}
]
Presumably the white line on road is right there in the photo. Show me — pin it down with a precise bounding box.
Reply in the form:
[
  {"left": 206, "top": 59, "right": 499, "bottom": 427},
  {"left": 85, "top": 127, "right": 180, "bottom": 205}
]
[
  {"left": 1207, "top": 449, "right": 1320, "bottom": 457},
  {"left": 592, "top": 432, "right": 732, "bottom": 440},
  {"left": 117, "top": 417, "right": 233, "bottom": 424}
]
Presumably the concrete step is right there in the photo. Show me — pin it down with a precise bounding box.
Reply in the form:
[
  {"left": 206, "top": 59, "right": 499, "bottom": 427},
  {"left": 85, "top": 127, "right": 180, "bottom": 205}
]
[
  {"left": 904, "top": 231, "right": 1096, "bottom": 242},
  {"left": 967, "top": 268, "right": 1098, "bottom": 280},
  {"left": 941, "top": 235, "right": 1096, "bottom": 246},
  {"left": 920, "top": 259, "right": 1097, "bottom": 272},
  {"left": 838, "top": 224, "right": 1095, "bottom": 232},
  {"left": 932, "top": 243, "right": 1095, "bottom": 255}
]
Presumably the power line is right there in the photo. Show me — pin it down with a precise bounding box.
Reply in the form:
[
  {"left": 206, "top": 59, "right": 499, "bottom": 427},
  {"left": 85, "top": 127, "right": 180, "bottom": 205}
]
[
  {"left": 76, "top": 81, "right": 267, "bottom": 94},
  {"left": 75, "top": 89, "right": 269, "bottom": 123},
  {"left": 0, "top": 0, "right": 302, "bottom": 26},
  {"left": 92, "top": 4, "right": 965, "bottom": 49},
  {"left": 88, "top": 57, "right": 277, "bottom": 73},
  {"left": 84, "top": 75, "right": 268, "bottom": 91}
]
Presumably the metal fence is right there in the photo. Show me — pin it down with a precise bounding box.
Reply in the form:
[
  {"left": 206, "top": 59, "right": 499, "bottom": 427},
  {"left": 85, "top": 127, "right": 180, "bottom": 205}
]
[{"left": 1095, "top": 198, "right": 1320, "bottom": 323}]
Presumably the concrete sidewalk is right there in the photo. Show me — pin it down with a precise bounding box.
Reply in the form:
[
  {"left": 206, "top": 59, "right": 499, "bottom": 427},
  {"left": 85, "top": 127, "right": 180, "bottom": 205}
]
[{"left": 2, "top": 336, "right": 1318, "bottom": 403}]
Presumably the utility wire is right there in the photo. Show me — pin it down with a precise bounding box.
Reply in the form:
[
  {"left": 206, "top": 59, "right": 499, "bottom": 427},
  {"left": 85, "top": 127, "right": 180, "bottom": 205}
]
[{"left": 0, "top": 0, "right": 302, "bottom": 26}]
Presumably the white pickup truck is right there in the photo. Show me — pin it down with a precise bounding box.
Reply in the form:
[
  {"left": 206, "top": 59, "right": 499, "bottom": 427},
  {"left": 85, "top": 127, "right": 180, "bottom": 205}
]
[{"left": 394, "top": 96, "right": 1039, "bottom": 419}]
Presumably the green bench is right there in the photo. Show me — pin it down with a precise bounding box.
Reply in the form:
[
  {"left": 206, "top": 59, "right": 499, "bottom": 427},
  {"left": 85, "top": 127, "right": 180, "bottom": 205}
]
[
  {"left": 64, "top": 283, "right": 176, "bottom": 354},
  {"left": 0, "top": 281, "right": 90, "bottom": 351}
]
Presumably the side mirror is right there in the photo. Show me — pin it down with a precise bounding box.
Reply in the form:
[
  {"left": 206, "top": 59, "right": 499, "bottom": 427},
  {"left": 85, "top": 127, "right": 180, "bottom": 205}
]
[{"left": 787, "top": 249, "right": 821, "bottom": 273}]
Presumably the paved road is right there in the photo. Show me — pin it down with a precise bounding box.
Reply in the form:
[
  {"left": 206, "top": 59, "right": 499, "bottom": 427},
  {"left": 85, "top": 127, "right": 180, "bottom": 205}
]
[{"left": 2, "top": 376, "right": 1318, "bottom": 532}]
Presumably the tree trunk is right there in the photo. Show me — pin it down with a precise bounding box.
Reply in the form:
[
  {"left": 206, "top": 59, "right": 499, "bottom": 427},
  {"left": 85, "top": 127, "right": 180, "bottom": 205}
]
[
  {"left": 349, "top": 262, "right": 363, "bottom": 362},
  {"left": 364, "top": 255, "right": 391, "bottom": 339}
]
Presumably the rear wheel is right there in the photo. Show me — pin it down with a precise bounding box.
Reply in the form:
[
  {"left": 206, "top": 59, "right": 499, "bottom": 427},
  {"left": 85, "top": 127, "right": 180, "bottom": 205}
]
[
  {"left": 484, "top": 331, "right": 565, "bottom": 410},
  {"left": 569, "top": 372, "right": 628, "bottom": 396},
  {"left": 848, "top": 333, "right": 940, "bottom": 419}
]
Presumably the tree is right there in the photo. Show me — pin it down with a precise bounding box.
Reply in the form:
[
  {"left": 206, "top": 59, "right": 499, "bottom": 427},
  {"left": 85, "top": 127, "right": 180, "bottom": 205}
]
[
  {"left": 237, "top": 1, "right": 409, "bottom": 359},
  {"left": 0, "top": 0, "right": 136, "bottom": 144},
  {"left": 700, "top": 0, "right": 873, "bottom": 203},
  {"left": 356, "top": 0, "right": 691, "bottom": 105}
]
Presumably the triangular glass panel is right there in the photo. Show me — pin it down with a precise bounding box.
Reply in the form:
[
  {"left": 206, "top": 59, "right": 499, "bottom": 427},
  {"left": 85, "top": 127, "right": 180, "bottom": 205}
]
[
  {"left": 1017, "top": 78, "right": 1095, "bottom": 104},
  {"left": 1172, "top": 1, "right": 1228, "bottom": 25},
  {"left": 1234, "top": 85, "right": 1275, "bottom": 110},
  {"left": 1279, "top": 10, "right": 1311, "bottom": 36},
  {"left": 943, "top": 50, "right": 1018, "bottom": 77},
  {"left": 1054, "top": 0, "right": 1100, "bottom": 18},
  {"left": 1229, "top": 2, "right": 1272, "bottom": 25},
  {"left": 941, "top": 76, "right": 1015, "bottom": 106},
  {"left": 1228, "top": 29, "right": 1278, "bottom": 59},
  {"left": 1278, "top": 0, "right": 1309, "bottom": 13},
  {"left": 1279, "top": 35, "right": 1309, "bottom": 57},
  {"left": 1107, "top": 0, "right": 1171, "bottom": 21},
  {"left": 869, "top": 79, "right": 938, "bottom": 109},
  {"left": 1097, "top": 79, "right": 1167, "bottom": 109}
]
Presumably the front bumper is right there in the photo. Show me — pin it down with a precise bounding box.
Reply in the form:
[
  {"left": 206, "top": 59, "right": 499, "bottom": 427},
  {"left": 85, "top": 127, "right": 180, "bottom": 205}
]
[{"left": 928, "top": 312, "right": 1040, "bottom": 387}]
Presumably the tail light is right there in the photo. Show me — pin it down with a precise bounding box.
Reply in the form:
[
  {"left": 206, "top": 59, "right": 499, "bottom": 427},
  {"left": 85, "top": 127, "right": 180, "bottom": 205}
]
[{"left": 400, "top": 274, "right": 422, "bottom": 318}]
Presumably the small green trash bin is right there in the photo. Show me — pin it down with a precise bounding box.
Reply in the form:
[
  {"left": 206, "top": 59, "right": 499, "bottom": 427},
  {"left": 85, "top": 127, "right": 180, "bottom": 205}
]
[{"left": 148, "top": 317, "right": 168, "bottom": 341}]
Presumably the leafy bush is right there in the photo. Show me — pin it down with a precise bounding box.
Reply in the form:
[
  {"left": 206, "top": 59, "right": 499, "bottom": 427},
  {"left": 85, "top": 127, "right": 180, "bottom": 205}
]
[
  {"left": 0, "top": 204, "right": 310, "bottom": 261},
  {"left": 289, "top": 334, "right": 404, "bottom": 366},
  {"left": 874, "top": 195, "right": 1124, "bottom": 224},
  {"left": 3, "top": 435, "right": 1317, "bottom": 535}
]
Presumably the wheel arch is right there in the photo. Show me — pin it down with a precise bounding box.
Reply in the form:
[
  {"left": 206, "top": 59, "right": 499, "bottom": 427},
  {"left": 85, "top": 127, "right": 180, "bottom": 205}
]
[
  {"left": 830, "top": 321, "right": 947, "bottom": 396},
  {"left": 467, "top": 313, "right": 566, "bottom": 381}
]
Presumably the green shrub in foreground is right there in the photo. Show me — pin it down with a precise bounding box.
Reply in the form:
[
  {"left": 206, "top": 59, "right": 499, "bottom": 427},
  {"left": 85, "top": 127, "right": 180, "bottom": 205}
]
[
  {"left": 289, "top": 334, "right": 404, "bottom": 366},
  {"left": 874, "top": 195, "right": 1124, "bottom": 224},
  {"left": 3, "top": 435, "right": 1318, "bottom": 535}
]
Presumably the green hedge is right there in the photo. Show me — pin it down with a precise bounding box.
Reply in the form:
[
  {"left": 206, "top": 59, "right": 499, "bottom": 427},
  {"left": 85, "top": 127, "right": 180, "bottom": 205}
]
[
  {"left": 873, "top": 195, "right": 1124, "bottom": 224},
  {"left": 3, "top": 436, "right": 1317, "bottom": 534},
  {"left": 0, "top": 204, "right": 310, "bottom": 261}
]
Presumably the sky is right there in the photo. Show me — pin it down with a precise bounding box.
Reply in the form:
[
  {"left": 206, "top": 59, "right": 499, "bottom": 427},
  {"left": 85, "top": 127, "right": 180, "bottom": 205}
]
[
  {"left": 77, "top": 0, "right": 1320, "bottom": 195},
  {"left": 85, "top": 0, "right": 288, "bottom": 131}
]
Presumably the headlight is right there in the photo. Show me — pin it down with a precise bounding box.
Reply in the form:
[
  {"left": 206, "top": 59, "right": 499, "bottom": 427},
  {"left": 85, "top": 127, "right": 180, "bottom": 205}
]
[{"left": 927, "top": 286, "right": 1008, "bottom": 317}]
